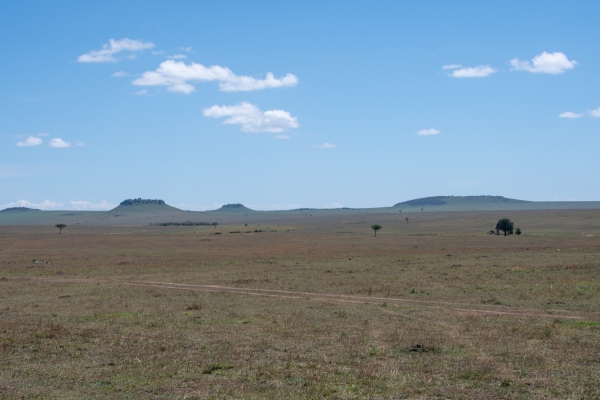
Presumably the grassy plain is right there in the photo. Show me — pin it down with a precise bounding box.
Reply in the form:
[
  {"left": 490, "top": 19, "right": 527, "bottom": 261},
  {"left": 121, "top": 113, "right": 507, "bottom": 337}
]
[{"left": 1, "top": 209, "right": 599, "bottom": 399}]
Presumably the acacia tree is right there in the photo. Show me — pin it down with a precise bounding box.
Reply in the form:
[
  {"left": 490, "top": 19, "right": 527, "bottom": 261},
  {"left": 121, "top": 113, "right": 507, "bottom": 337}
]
[
  {"left": 211, "top": 222, "right": 218, "bottom": 228},
  {"left": 55, "top": 224, "right": 66, "bottom": 234},
  {"left": 371, "top": 224, "right": 382, "bottom": 236},
  {"left": 405, "top": 217, "right": 409, "bottom": 224},
  {"left": 495, "top": 218, "right": 514, "bottom": 236}
]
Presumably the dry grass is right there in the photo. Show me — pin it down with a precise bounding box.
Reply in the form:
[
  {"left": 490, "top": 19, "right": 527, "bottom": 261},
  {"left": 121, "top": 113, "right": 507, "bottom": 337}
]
[{"left": 1, "top": 209, "right": 599, "bottom": 398}]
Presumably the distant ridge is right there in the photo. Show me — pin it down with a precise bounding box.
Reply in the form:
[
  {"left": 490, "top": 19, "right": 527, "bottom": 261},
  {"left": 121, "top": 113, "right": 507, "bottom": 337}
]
[
  {"left": 0, "top": 207, "right": 40, "bottom": 212},
  {"left": 120, "top": 198, "right": 166, "bottom": 206},
  {"left": 394, "top": 195, "right": 529, "bottom": 207},
  {"left": 215, "top": 203, "right": 255, "bottom": 213}
]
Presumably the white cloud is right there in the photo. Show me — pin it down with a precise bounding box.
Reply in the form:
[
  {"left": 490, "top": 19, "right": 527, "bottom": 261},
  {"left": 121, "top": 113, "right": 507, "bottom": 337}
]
[
  {"left": 246, "top": 203, "right": 301, "bottom": 211},
  {"left": 133, "top": 60, "right": 298, "bottom": 93},
  {"left": 16, "top": 136, "right": 43, "bottom": 147},
  {"left": 316, "top": 142, "right": 337, "bottom": 149},
  {"left": 69, "top": 200, "right": 115, "bottom": 211},
  {"left": 510, "top": 52, "right": 577, "bottom": 74},
  {"left": 133, "top": 89, "right": 150, "bottom": 96},
  {"left": 203, "top": 102, "right": 299, "bottom": 133},
  {"left": 78, "top": 38, "right": 155, "bottom": 63},
  {"left": 49, "top": 138, "right": 71, "bottom": 148},
  {"left": 559, "top": 111, "right": 583, "bottom": 119},
  {"left": 37, "top": 133, "right": 50, "bottom": 137},
  {"left": 111, "top": 70, "right": 131, "bottom": 77},
  {"left": 275, "top": 135, "right": 291, "bottom": 140},
  {"left": 170, "top": 54, "right": 187, "bottom": 59},
  {"left": 180, "top": 47, "right": 193, "bottom": 52},
  {"left": 450, "top": 65, "right": 495, "bottom": 78},
  {"left": 416, "top": 128, "right": 441, "bottom": 136},
  {"left": 442, "top": 64, "right": 462, "bottom": 69},
  {"left": 589, "top": 107, "right": 600, "bottom": 117},
  {"left": 1, "top": 199, "right": 63, "bottom": 210}
]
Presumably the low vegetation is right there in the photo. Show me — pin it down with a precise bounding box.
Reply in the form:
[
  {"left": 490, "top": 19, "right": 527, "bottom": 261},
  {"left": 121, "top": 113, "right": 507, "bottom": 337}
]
[{"left": 1, "top": 209, "right": 599, "bottom": 398}]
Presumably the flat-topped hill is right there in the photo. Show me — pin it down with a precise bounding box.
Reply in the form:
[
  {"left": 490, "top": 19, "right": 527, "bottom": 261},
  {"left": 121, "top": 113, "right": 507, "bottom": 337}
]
[
  {"left": 109, "top": 198, "right": 180, "bottom": 214},
  {"left": 214, "top": 203, "right": 255, "bottom": 213},
  {"left": 0, "top": 207, "right": 40, "bottom": 212},
  {"left": 119, "top": 198, "right": 166, "bottom": 206}
]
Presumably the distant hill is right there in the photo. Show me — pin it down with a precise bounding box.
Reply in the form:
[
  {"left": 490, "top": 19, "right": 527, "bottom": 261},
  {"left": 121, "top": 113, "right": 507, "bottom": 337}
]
[
  {"left": 0, "top": 207, "right": 40, "bottom": 212},
  {"left": 395, "top": 196, "right": 528, "bottom": 207},
  {"left": 214, "top": 204, "right": 255, "bottom": 213}
]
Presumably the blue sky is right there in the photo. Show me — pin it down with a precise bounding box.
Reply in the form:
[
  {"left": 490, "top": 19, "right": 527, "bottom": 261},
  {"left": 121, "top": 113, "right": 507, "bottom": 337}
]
[{"left": 1, "top": 1, "right": 599, "bottom": 211}]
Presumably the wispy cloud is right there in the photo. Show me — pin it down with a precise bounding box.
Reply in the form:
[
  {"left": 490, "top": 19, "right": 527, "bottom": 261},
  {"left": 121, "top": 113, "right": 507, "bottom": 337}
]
[
  {"left": 133, "top": 89, "right": 150, "bottom": 96},
  {"left": 49, "top": 138, "right": 71, "bottom": 148},
  {"left": 450, "top": 65, "right": 495, "bottom": 78},
  {"left": 69, "top": 200, "right": 115, "bottom": 211},
  {"left": 203, "top": 102, "right": 299, "bottom": 133},
  {"left": 133, "top": 60, "right": 298, "bottom": 93},
  {"left": 510, "top": 52, "right": 577, "bottom": 74},
  {"left": 37, "top": 133, "right": 50, "bottom": 137},
  {"left": 170, "top": 54, "right": 187, "bottom": 59},
  {"left": 16, "top": 136, "right": 43, "bottom": 147},
  {"left": 111, "top": 70, "right": 131, "bottom": 77},
  {"left": 442, "top": 64, "right": 462, "bottom": 70},
  {"left": 416, "top": 128, "right": 441, "bottom": 136},
  {"left": 559, "top": 111, "right": 583, "bottom": 119},
  {"left": 78, "top": 38, "right": 155, "bottom": 63},
  {"left": 589, "top": 107, "right": 600, "bottom": 117},
  {"left": 315, "top": 142, "right": 337, "bottom": 149},
  {"left": 275, "top": 135, "right": 291, "bottom": 140}
]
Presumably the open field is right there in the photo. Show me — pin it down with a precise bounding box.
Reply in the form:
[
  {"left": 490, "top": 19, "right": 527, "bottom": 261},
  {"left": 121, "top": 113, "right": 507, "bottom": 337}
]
[{"left": 1, "top": 209, "right": 600, "bottom": 398}]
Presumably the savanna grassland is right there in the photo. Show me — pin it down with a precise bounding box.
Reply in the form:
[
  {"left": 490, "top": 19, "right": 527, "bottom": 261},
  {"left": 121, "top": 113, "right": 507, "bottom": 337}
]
[{"left": 1, "top": 209, "right": 599, "bottom": 399}]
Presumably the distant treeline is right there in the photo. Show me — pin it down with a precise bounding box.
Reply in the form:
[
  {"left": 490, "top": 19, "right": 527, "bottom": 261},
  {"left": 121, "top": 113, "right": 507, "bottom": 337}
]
[
  {"left": 120, "top": 198, "right": 165, "bottom": 206},
  {"left": 150, "top": 221, "right": 217, "bottom": 226}
]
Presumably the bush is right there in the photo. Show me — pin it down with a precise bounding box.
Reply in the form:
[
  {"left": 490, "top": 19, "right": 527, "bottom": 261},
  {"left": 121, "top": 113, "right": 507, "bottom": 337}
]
[{"left": 515, "top": 228, "right": 522, "bottom": 235}]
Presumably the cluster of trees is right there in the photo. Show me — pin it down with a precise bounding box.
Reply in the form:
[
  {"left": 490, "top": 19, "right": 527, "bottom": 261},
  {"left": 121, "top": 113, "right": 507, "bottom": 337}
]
[
  {"left": 120, "top": 198, "right": 165, "bottom": 206},
  {"left": 149, "top": 221, "right": 218, "bottom": 227},
  {"left": 495, "top": 218, "right": 521, "bottom": 236}
]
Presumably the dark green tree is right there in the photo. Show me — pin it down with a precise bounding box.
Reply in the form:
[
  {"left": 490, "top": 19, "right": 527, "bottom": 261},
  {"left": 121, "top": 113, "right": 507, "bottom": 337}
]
[
  {"left": 371, "top": 224, "right": 382, "bottom": 236},
  {"left": 211, "top": 222, "right": 218, "bottom": 228},
  {"left": 495, "top": 218, "right": 514, "bottom": 236},
  {"left": 55, "top": 224, "right": 66, "bottom": 234},
  {"left": 515, "top": 227, "right": 522, "bottom": 235},
  {"left": 405, "top": 217, "right": 409, "bottom": 223}
]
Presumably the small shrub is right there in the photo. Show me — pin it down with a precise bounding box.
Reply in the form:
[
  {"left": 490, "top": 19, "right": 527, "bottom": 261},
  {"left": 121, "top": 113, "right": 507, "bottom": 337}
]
[
  {"left": 515, "top": 227, "right": 522, "bottom": 235},
  {"left": 202, "top": 363, "right": 233, "bottom": 374}
]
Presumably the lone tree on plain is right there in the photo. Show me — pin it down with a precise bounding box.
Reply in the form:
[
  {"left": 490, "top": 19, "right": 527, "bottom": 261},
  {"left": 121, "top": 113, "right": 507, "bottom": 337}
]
[
  {"left": 495, "top": 218, "right": 514, "bottom": 236},
  {"left": 371, "top": 224, "right": 382, "bottom": 236},
  {"left": 405, "top": 217, "right": 409, "bottom": 224},
  {"left": 55, "top": 224, "right": 66, "bottom": 234},
  {"left": 211, "top": 222, "right": 218, "bottom": 228}
]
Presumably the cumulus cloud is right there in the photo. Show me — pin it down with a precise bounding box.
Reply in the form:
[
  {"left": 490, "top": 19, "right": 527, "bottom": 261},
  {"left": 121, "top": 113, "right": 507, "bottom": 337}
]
[
  {"left": 416, "top": 128, "right": 441, "bottom": 136},
  {"left": 69, "top": 200, "right": 115, "bottom": 211},
  {"left": 1, "top": 199, "right": 63, "bottom": 210},
  {"left": 49, "top": 138, "right": 71, "bottom": 148},
  {"left": 510, "top": 52, "right": 577, "bottom": 74},
  {"left": 133, "top": 60, "right": 298, "bottom": 93},
  {"left": 203, "top": 102, "right": 299, "bottom": 133},
  {"left": 78, "top": 38, "right": 155, "bottom": 63},
  {"left": 559, "top": 111, "right": 583, "bottom": 119},
  {"left": 450, "top": 65, "right": 495, "bottom": 78},
  {"left": 316, "top": 143, "right": 337, "bottom": 149},
  {"left": 589, "top": 107, "right": 600, "bottom": 117},
  {"left": 16, "top": 136, "right": 43, "bottom": 147},
  {"left": 442, "top": 64, "right": 462, "bottom": 70}
]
